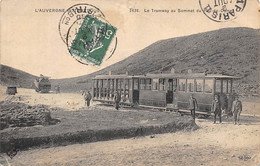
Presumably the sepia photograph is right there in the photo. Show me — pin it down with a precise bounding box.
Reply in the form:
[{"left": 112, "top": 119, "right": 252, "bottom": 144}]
[{"left": 0, "top": 0, "right": 259, "bottom": 165}]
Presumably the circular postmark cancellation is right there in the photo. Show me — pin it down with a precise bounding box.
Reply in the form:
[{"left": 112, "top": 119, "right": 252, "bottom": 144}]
[
  {"left": 59, "top": 4, "right": 117, "bottom": 66},
  {"left": 199, "top": 0, "right": 247, "bottom": 22}
]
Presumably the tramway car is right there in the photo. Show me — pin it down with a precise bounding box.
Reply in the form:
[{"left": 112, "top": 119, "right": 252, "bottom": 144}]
[{"left": 92, "top": 71, "right": 237, "bottom": 115}]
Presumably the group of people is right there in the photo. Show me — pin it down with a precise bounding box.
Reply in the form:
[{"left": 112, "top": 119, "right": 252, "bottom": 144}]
[
  {"left": 188, "top": 94, "right": 242, "bottom": 125},
  {"left": 81, "top": 90, "right": 121, "bottom": 110}
]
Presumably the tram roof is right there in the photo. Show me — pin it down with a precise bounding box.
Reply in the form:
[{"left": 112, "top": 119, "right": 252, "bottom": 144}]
[
  {"left": 146, "top": 73, "right": 239, "bottom": 79},
  {"left": 94, "top": 74, "right": 142, "bottom": 79},
  {"left": 204, "top": 74, "right": 239, "bottom": 79},
  {"left": 93, "top": 73, "right": 239, "bottom": 79}
]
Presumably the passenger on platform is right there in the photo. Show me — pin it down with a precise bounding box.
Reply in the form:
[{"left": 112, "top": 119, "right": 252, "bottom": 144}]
[
  {"left": 231, "top": 96, "right": 242, "bottom": 125},
  {"left": 188, "top": 94, "right": 198, "bottom": 120},
  {"left": 114, "top": 91, "right": 121, "bottom": 110},
  {"left": 212, "top": 95, "right": 222, "bottom": 124}
]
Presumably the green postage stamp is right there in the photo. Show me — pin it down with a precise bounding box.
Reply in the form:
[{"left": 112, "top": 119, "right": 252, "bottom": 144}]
[{"left": 68, "top": 15, "right": 117, "bottom": 66}]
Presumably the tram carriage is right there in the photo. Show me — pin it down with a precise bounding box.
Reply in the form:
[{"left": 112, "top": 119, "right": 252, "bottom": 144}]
[{"left": 92, "top": 71, "right": 237, "bottom": 115}]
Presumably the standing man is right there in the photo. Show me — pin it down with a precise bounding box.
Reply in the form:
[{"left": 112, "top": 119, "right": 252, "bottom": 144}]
[
  {"left": 212, "top": 95, "right": 222, "bottom": 124},
  {"left": 114, "top": 91, "right": 121, "bottom": 110},
  {"left": 231, "top": 96, "right": 242, "bottom": 125},
  {"left": 83, "top": 91, "right": 92, "bottom": 107},
  {"left": 188, "top": 94, "right": 198, "bottom": 120},
  {"left": 55, "top": 85, "right": 60, "bottom": 94}
]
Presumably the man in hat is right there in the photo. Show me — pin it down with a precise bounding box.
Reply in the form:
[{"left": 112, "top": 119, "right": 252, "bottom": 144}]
[
  {"left": 55, "top": 85, "right": 60, "bottom": 94},
  {"left": 82, "top": 91, "right": 92, "bottom": 107},
  {"left": 231, "top": 96, "right": 242, "bottom": 125},
  {"left": 212, "top": 94, "right": 222, "bottom": 124},
  {"left": 188, "top": 94, "right": 198, "bottom": 120},
  {"left": 114, "top": 91, "right": 121, "bottom": 110}
]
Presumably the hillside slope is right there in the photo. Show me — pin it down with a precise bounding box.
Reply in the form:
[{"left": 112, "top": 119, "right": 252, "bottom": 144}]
[
  {"left": 99, "top": 27, "right": 259, "bottom": 81},
  {"left": 0, "top": 65, "right": 38, "bottom": 89},
  {"left": 53, "top": 27, "right": 260, "bottom": 93}
]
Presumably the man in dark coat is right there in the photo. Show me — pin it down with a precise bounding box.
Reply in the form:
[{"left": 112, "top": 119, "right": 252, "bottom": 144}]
[
  {"left": 212, "top": 95, "right": 222, "bottom": 124},
  {"left": 231, "top": 96, "right": 242, "bottom": 125},
  {"left": 82, "top": 91, "right": 92, "bottom": 107},
  {"left": 55, "top": 85, "right": 60, "bottom": 94},
  {"left": 188, "top": 94, "right": 198, "bottom": 120},
  {"left": 114, "top": 91, "right": 121, "bottom": 110}
]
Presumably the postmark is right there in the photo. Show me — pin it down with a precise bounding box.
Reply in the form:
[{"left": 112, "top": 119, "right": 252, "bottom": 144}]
[
  {"left": 199, "top": 0, "right": 247, "bottom": 22},
  {"left": 59, "top": 4, "right": 117, "bottom": 66},
  {"left": 59, "top": 4, "right": 105, "bottom": 44}
]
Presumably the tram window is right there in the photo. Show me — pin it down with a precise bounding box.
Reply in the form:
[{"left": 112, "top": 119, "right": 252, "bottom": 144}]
[
  {"left": 133, "top": 79, "right": 139, "bottom": 90},
  {"left": 100, "top": 80, "right": 103, "bottom": 97},
  {"left": 125, "top": 79, "right": 129, "bottom": 90},
  {"left": 146, "top": 79, "right": 152, "bottom": 90},
  {"left": 187, "top": 79, "right": 194, "bottom": 92},
  {"left": 159, "top": 78, "right": 165, "bottom": 91},
  {"left": 111, "top": 79, "right": 114, "bottom": 88},
  {"left": 168, "top": 79, "right": 173, "bottom": 91},
  {"left": 103, "top": 79, "right": 107, "bottom": 87},
  {"left": 125, "top": 79, "right": 129, "bottom": 98},
  {"left": 129, "top": 79, "right": 132, "bottom": 90},
  {"left": 110, "top": 79, "right": 114, "bottom": 92},
  {"left": 99, "top": 79, "right": 103, "bottom": 88},
  {"left": 215, "top": 79, "right": 221, "bottom": 93},
  {"left": 205, "top": 79, "right": 213, "bottom": 93},
  {"left": 116, "top": 81, "right": 119, "bottom": 92},
  {"left": 94, "top": 80, "right": 97, "bottom": 88},
  {"left": 173, "top": 79, "right": 177, "bottom": 92},
  {"left": 223, "top": 80, "right": 228, "bottom": 93},
  {"left": 103, "top": 80, "right": 107, "bottom": 97},
  {"left": 118, "top": 79, "right": 123, "bottom": 91},
  {"left": 228, "top": 80, "right": 232, "bottom": 93},
  {"left": 115, "top": 79, "right": 118, "bottom": 90},
  {"left": 107, "top": 79, "right": 110, "bottom": 98},
  {"left": 107, "top": 79, "right": 110, "bottom": 88},
  {"left": 120, "top": 79, "right": 124, "bottom": 94},
  {"left": 96, "top": 80, "right": 99, "bottom": 88},
  {"left": 195, "top": 79, "right": 203, "bottom": 92},
  {"left": 140, "top": 78, "right": 145, "bottom": 90},
  {"left": 152, "top": 79, "right": 159, "bottom": 90},
  {"left": 114, "top": 79, "right": 118, "bottom": 90},
  {"left": 179, "top": 79, "right": 186, "bottom": 92}
]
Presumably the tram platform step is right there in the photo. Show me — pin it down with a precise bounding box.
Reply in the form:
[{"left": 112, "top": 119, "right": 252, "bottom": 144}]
[
  {"left": 178, "top": 109, "right": 211, "bottom": 115},
  {"left": 138, "top": 105, "right": 166, "bottom": 111}
]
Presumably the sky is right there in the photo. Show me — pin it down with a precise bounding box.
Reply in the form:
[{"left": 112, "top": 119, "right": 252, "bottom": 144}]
[{"left": 1, "top": 0, "right": 259, "bottom": 78}]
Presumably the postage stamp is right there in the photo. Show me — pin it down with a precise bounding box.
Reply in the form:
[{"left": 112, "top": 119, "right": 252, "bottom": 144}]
[
  {"left": 67, "top": 15, "right": 117, "bottom": 66},
  {"left": 59, "top": 4, "right": 117, "bottom": 66},
  {"left": 199, "top": 0, "right": 247, "bottom": 22}
]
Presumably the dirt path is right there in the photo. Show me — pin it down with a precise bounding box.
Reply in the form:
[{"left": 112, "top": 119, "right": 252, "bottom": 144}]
[{"left": 0, "top": 116, "right": 259, "bottom": 166}]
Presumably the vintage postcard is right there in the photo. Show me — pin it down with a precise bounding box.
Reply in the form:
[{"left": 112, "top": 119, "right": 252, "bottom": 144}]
[{"left": 0, "top": 0, "right": 259, "bottom": 165}]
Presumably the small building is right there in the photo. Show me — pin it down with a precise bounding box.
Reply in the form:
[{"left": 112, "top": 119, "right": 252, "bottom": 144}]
[{"left": 6, "top": 87, "right": 17, "bottom": 95}]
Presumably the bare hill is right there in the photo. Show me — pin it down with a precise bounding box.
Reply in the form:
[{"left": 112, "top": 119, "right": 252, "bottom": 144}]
[
  {"left": 53, "top": 27, "right": 260, "bottom": 93},
  {"left": 0, "top": 65, "right": 38, "bottom": 89}
]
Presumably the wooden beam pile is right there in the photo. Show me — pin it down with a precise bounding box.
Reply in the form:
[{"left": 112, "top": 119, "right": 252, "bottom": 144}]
[{"left": 0, "top": 101, "right": 52, "bottom": 130}]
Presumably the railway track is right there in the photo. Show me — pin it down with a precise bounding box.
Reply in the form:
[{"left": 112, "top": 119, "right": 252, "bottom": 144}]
[{"left": 96, "top": 102, "right": 260, "bottom": 118}]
